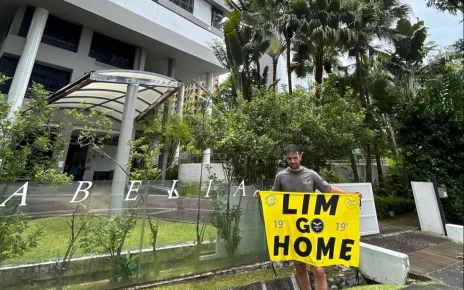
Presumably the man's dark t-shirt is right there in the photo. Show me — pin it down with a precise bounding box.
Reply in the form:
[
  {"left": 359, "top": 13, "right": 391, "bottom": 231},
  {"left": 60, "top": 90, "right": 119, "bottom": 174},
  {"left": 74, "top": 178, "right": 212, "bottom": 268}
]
[{"left": 271, "top": 167, "right": 332, "bottom": 193}]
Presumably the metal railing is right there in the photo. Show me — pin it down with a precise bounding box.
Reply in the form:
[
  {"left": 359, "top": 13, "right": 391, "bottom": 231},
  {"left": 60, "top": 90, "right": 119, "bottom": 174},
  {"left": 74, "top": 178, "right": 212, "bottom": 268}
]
[
  {"left": 41, "top": 35, "right": 78, "bottom": 52},
  {"left": 88, "top": 50, "right": 133, "bottom": 69},
  {"left": 179, "top": 152, "right": 228, "bottom": 164}
]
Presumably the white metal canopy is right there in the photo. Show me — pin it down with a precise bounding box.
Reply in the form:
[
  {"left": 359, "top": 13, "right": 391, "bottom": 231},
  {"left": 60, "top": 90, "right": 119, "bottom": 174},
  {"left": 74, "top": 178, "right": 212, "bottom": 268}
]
[{"left": 47, "top": 70, "right": 181, "bottom": 122}]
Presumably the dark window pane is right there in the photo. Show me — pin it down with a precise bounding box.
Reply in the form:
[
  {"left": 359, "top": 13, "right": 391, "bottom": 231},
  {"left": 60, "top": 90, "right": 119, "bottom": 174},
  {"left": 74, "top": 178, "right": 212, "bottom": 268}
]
[
  {"left": 211, "top": 7, "right": 223, "bottom": 31},
  {"left": 42, "top": 15, "right": 82, "bottom": 52},
  {"left": 0, "top": 56, "right": 19, "bottom": 94},
  {"left": 30, "top": 63, "right": 71, "bottom": 93},
  {"left": 0, "top": 57, "right": 70, "bottom": 95},
  {"left": 89, "top": 32, "right": 135, "bottom": 69},
  {"left": 18, "top": 6, "right": 35, "bottom": 37},
  {"left": 169, "top": 0, "right": 194, "bottom": 13}
]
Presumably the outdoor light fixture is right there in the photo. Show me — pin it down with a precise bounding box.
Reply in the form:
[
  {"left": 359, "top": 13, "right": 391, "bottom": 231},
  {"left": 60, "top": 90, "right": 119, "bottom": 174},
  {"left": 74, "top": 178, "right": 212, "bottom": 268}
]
[{"left": 438, "top": 184, "right": 448, "bottom": 199}]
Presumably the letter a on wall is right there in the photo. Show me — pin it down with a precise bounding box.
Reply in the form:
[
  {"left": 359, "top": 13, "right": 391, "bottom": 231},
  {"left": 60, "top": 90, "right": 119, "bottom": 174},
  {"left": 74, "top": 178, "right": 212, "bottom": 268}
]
[{"left": 260, "top": 191, "right": 360, "bottom": 267}]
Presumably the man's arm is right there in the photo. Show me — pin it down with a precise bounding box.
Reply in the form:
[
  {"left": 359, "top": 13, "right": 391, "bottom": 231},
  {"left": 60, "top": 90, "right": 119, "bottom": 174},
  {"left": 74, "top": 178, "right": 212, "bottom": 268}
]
[
  {"left": 329, "top": 185, "right": 347, "bottom": 193},
  {"left": 330, "top": 185, "right": 362, "bottom": 198}
]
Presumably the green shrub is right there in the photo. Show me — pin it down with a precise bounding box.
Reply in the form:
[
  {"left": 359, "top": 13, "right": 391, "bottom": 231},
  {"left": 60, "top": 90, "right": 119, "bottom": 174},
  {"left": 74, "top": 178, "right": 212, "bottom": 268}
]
[
  {"left": 165, "top": 168, "right": 178, "bottom": 180},
  {"left": 180, "top": 182, "right": 202, "bottom": 197},
  {"left": 374, "top": 196, "right": 416, "bottom": 219}
]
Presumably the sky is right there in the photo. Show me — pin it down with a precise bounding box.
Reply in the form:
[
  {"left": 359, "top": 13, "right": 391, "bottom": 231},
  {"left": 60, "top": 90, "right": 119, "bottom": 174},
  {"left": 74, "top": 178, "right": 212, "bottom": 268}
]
[{"left": 403, "top": 0, "right": 463, "bottom": 49}]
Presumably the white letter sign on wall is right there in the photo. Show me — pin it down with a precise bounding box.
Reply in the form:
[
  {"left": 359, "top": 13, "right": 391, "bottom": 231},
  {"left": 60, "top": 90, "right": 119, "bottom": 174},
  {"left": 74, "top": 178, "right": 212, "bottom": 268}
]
[
  {"left": 168, "top": 180, "right": 179, "bottom": 199},
  {"left": 204, "top": 180, "right": 213, "bottom": 198},
  {"left": 233, "top": 180, "right": 246, "bottom": 196},
  {"left": 125, "top": 181, "right": 142, "bottom": 201},
  {"left": 70, "top": 181, "right": 93, "bottom": 203},
  {"left": 0, "top": 182, "right": 29, "bottom": 207}
]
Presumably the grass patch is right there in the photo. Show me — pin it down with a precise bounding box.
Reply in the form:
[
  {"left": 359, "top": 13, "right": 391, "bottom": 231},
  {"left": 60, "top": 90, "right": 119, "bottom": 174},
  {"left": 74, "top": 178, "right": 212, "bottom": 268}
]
[
  {"left": 152, "top": 267, "right": 295, "bottom": 290},
  {"left": 3, "top": 217, "right": 216, "bottom": 265}
]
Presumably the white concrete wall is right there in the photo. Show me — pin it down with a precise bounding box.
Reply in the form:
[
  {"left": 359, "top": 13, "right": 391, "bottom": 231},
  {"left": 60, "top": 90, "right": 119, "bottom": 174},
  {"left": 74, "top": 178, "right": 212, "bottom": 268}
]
[
  {"left": 333, "top": 164, "right": 390, "bottom": 183},
  {"left": 193, "top": 0, "right": 212, "bottom": 26},
  {"left": 446, "top": 224, "right": 463, "bottom": 244},
  {"left": 178, "top": 163, "right": 226, "bottom": 184},
  {"left": 359, "top": 242, "right": 410, "bottom": 285},
  {"left": 108, "top": 0, "right": 221, "bottom": 49},
  {"left": 83, "top": 145, "right": 118, "bottom": 180}
]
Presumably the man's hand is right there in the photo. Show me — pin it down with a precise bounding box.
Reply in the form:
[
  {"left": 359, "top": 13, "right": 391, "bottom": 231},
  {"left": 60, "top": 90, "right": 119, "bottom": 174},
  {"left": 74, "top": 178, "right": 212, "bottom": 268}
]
[
  {"left": 253, "top": 190, "right": 260, "bottom": 200},
  {"left": 355, "top": 191, "right": 363, "bottom": 199}
]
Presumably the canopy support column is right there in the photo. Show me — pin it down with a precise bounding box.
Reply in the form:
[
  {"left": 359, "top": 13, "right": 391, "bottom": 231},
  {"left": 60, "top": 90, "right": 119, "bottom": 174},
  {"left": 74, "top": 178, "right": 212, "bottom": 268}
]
[
  {"left": 109, "top": 82, "right": 138, "bottom": 217},
  {"left": 202, "top": 73, "right": 213, "bottom": 164}
]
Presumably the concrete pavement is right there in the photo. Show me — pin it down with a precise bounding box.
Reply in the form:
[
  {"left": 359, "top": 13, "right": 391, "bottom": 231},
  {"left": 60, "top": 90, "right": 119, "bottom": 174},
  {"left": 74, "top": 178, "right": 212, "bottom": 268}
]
[{"left": 362, "top": 218, "right": 463, "bottom": 290}]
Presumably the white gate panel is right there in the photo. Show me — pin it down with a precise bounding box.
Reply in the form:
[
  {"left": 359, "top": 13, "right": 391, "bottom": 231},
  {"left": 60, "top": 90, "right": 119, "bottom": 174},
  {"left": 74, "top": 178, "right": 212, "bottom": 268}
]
[
  {"left": 334, "top": 183, "right": 380, "bottom": 236},
  {"left": 411, "top": 182, "right": 444, "bottom": 235}
]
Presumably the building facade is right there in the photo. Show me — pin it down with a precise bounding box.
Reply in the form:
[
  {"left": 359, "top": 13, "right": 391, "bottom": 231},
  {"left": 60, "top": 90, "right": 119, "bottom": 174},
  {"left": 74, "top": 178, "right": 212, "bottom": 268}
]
[{"left": 0, "top": 0, "right": 227, "bottom": 180}]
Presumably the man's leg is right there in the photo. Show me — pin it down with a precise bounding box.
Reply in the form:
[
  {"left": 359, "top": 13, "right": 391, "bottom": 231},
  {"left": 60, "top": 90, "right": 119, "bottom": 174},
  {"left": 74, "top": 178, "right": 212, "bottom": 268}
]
[
  {"left": 295, "top": 262, "right": 311, "bottom": 290},
  {"left": 312, "top": 266, "right": 328, "bottom": 290}
]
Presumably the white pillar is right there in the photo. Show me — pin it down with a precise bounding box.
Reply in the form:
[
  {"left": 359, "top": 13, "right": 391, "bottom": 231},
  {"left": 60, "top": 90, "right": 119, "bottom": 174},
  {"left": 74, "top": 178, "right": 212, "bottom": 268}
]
[
  {"left": 109, "top": 83, "right": 138, "bottom": 217},
  {"left": 202, "top": 73, "right": 213, "bottom": 164},
  {"left": 174, "top": 84, "right": 185, "bottom": 163},
  {"left": 7, "top": 7, "right": 49, "bottom": 119},
  {"left": 161, "top": 59, "right": 176, "bottom": 180},
  {"left": 133, "top": 47, "right": 147, "bottom": 71}
]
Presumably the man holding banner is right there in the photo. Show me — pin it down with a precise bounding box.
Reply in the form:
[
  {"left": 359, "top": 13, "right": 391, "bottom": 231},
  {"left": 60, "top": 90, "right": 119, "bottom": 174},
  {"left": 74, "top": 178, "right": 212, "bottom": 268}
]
[{"left": 254, "top": 144, "right": 361, "bottom": 290}]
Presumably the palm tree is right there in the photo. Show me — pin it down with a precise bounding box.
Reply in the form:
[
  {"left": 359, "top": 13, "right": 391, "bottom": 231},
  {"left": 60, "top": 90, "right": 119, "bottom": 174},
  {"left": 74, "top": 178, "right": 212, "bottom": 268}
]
[
  {"left": 292, "top": 0, "right": 343, "bottom": 101},
  {"left": 266, "top": 33, "right": 286, "bottom": 86},
  {"left": 213, "top": 3, "right": 270, "bottom": 102},
  {"left": 340, "top": 0, "right": 410, "bottom": 182},
  {"left": 387, "top": 18, "right": 435, "bottom": 101},
  {"left": 275, "top": 0, "right": 306, "bottom": 94}
]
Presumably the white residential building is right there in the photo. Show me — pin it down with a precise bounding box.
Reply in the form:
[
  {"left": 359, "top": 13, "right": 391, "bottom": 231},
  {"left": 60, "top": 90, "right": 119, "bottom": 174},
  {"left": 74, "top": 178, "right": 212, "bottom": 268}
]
[{"left": 0, "top": 0, "right": 227, "bottom": 180}]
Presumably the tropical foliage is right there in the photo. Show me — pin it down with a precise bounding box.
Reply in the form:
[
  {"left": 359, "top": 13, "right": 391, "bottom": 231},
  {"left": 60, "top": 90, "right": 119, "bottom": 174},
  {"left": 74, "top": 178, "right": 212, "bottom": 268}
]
[{"left": 196, "top": 0, "right": 463, "bottom": 223}]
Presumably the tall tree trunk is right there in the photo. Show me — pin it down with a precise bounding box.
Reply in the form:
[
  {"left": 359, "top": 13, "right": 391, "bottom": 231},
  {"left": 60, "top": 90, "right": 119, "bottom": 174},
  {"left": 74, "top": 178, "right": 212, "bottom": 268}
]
[
  {"left": 286, "top": 34, "right": 292, "bottom": 95},
  {"left": 373, "top": 135, "right": 383, "bottom": 189},
  {"left": 315, "top": 49, "right": 324, "bottom": 102},
  {"left": 256, "top": 60, "right": 261, "bottom": 89},
  {"left": 272, "top": 58, "right": 278, "bottom": 83},
  {"left": 350, "top": 152, "right": 360, "bottom": 182},
  {"left": 365, "top": 143, "right": 372, "bottom": 183},
  {"left": 402, "top": 153, "right": 409, "bottom": 197},
  {"left": 355, "top": 48, "right": 372, "bottom": 182},
  {"left": 272, "top": 57, "right": 278, "bottom": 93},
  {"left": 355, "top": 50, "right": 367, "bottom": 108},
  {"left": 383, "top": 113, "right": 398, "bottom": 163}
]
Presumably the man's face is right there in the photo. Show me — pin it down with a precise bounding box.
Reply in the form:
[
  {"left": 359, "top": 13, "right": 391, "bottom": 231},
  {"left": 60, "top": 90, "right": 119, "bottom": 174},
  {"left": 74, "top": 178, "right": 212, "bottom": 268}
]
[{"left": 285, "top": 151, "right": 302, "bottom": 170}]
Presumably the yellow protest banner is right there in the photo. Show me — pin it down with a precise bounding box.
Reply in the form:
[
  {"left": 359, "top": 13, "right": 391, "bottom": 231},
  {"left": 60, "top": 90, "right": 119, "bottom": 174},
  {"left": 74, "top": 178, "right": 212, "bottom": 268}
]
[{"left": 260, "top": 191, "right": 360, "bottom": 267}]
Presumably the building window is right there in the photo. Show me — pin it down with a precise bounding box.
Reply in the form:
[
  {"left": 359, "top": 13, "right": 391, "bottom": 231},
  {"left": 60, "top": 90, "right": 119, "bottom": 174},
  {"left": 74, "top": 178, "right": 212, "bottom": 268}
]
[
  {"left": 18, "top": 7, "right": 82, "bottom": 52},
  {"left": 170, "top": 0, "right": 194, "bottom": 13},
  {"left": 30, "top": 63, "right": 71, "bottom": 93},
  {"left": 211, "top": 7, "right": 223, "bottom": 31},
  {"left": 0, "top": 56, "right": 18, "bottom": 94},
  {"left": 18, "top": 6, "right": 35, "bottom": 37},
  {"left": 89, "top": 32, "right": 135, "bottom": 69},
  {"left": 0, "top": 56, "right": 71, "bottom": 94},
  {"left": 42, "top": 15, "right": 82, "bottom": 52}
]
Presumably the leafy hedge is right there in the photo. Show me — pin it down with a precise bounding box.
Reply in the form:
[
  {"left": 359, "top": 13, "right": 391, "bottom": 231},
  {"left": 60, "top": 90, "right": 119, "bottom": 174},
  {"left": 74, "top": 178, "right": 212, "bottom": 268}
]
[
  {"left": 374, "top": 196, "right": 416, "bottom": 219},
  {"left": 396, "top": 57, "right": 463, "bottom": 225}
]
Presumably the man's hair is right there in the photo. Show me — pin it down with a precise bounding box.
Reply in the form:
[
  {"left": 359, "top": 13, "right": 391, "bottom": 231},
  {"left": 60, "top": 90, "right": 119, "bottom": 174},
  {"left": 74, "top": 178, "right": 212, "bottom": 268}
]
[{"left": 284, "top": 144, "right": 300, "bottom": 154}]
